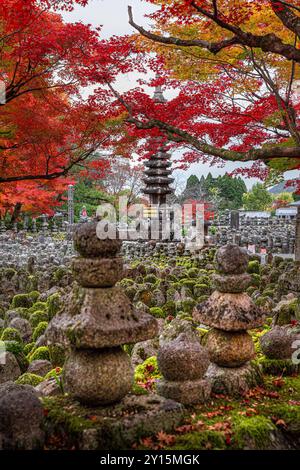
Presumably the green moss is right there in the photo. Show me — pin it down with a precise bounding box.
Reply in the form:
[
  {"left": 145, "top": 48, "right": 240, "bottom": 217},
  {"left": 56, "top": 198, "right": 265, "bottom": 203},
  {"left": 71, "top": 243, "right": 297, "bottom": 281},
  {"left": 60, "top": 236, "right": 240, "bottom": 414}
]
[
  {"left": 28, "top": 291, "right": 40, "bottom": 303},
  {"left": 187, "top": 268, "right": 199, "bottom": 278},
  {"left": 131, "top": 382, "right": 149, "bottom": 396},
  {"left": 250, "top": 273, "right": 261, "bottom": 287},
  {"left": 29, "top": 310, "right": 48, "bottom": 328},
  {"left": 32, "top": 321, "right": 48, "bottom": 342},
  {"left": 1, "top": 327, "right": 23, "bottom": 343},
  {"left": 29, "top": 346, "right": 50, "bottom": 363},
  {"left": 134, "top": 356, "right": 161, "bottom": 384},
  {"left": 162, "top": 300, "right": 176, "bottom": 316},
  {"left": 125, "top": 286, "right": 137, "bottom": 301},
  {"left": 53, "top": 267, "right": 69, "bottom": 283},
  {"left": 197, "top": 294, "right": 209, "bottom": 304},
  {"left": 11, "top": 294, "right": 33, "bottom": 309},
  {"left": 181, "top": 299, "right": 196, "bottom": 314},
  {"left": 47, "top": 293, "right": 62, "bottom": 319},
  {"left": 42, "top": 396, "right": 96, "bottom": 436},
  {"left": 194, "top": 284, "right": 209, "bottom": 297},
  {"left": 13, "top": 307, "right": 30, "bottom": 320},
  {"left": 28, "top": 301, "right": 47, "bottom": 314},
  {"left": 16, "top": 372, "right": 44, "bottom": 387},
  {"left": 265, "top": 402, "right": 300, "bottom": 434},
  {"left": 144, "top": 274, "right": 159, "bottom": 285},
  {"left": 119, "top": 278, "right": 135, "bottom": 288},
  {"left": 4, "top": 268, "right": 17, "bottom": 280},
  {"left": 149, "top": 307, "right": 166, "bottom": 319},
  {"left": 49, "top": 344, "right": 66, "bottom": 367},
  {"left": 246, "top": 286, "right": 257, "bottom": 296},
  {"left": 247, "top": 260, "right": 260, "bottom": 274},
  {"left": 257, "top": 357, "right": 299, "bottom": 376},
  {"left": 4, "top": 340, "right": 28, "bottom": 372},
  {"left": 197, "top": 327, "right": 209, "bottom": 345},
  {"left": 44, "top": 368, "right": 62, "bottom": 380},
  {"left": 233, "top": 416, "right": 275, "bottom": 449},
  {"left": 24, "top": 342, "right": 35, "bottom": 355},
  {"left": 175, "top": 431, "right": 226, "bottom": 450},
  {"left": 180, "top": 279, "right": 197, "bottom": 289}
]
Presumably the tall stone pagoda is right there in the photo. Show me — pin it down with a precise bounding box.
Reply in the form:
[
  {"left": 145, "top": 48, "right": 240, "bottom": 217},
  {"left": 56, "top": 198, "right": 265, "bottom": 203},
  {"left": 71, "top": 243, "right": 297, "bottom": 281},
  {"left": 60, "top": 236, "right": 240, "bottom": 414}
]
[{"left": 143, "top": 79, "right": 174, "bottom": 206}]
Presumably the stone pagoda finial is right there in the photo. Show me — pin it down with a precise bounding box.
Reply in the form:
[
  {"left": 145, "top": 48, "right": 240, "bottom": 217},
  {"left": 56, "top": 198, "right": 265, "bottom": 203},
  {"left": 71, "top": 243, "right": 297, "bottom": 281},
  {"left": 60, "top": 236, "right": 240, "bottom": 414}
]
[
  {"left": 152, "top": 74, "right": 167, "bottom": 104},
  {"left": 193, "top": 244, "right": 264, "bottom": 395},
  {"left": 46, "top": 219, "right": 158, "bottom": 405}
]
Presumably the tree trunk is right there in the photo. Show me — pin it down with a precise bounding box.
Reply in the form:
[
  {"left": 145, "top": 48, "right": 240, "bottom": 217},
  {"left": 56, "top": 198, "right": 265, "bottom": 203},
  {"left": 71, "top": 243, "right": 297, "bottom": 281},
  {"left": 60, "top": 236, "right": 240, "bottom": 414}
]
[{"left": 11, "top": 202, "right": 22, "bottom": 224}]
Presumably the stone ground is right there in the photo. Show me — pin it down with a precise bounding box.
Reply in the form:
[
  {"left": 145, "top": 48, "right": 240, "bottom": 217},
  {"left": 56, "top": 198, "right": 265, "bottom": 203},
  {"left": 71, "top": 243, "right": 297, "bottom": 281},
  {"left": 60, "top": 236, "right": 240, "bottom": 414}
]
[{"left": 42, "top": 375, "right": 300, "bottom": 450}]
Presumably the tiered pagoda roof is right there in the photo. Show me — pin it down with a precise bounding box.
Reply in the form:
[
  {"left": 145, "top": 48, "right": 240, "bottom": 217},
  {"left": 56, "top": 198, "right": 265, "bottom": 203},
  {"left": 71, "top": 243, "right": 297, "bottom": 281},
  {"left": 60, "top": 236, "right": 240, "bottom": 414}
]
[{"left": 142, "top": 78, "right": 174, "bottom": 205}]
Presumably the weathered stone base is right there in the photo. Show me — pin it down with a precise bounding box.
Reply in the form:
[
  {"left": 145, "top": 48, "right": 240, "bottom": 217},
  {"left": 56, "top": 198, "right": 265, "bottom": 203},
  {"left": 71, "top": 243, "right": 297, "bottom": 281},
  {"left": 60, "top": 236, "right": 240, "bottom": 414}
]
[
  {"left": 157, "top": 378, "right": 211, "bottom": 405},
  {"left": 205, "top": 362, "right": 263, "bottom": 396},
  {"left": 43, "top": 393, "right": 184, "bottom": 450},
  {"left": 64, "top": 347, "right": 133, "bottom": 406}
]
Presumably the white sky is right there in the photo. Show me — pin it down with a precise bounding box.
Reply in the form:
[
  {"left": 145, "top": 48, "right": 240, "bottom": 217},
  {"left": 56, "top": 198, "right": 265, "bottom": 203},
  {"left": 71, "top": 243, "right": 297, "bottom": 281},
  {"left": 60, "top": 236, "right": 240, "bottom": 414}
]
[{"left": 62, "top": 0, "right": 299, "bottom": 190}]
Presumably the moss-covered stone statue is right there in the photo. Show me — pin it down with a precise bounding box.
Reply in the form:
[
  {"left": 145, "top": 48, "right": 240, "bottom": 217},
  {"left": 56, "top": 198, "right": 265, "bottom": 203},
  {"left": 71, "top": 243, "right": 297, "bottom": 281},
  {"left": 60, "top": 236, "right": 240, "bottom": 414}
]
[{"left": 45, "top": 220, "right": 158, "bottom": 405}]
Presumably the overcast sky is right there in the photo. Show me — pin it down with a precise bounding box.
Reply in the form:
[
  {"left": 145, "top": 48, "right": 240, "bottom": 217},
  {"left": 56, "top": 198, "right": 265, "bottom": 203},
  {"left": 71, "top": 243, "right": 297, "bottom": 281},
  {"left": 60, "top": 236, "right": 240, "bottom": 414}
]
[{"left": 62, "top": 0, "right": 298, "bottom": 189}]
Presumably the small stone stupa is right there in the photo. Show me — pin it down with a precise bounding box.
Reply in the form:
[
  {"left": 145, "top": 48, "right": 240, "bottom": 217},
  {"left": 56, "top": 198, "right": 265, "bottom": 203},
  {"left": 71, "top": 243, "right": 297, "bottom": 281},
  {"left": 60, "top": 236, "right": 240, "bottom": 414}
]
[
  {"left": 193, "top": 244, "right": 264, "bottom": 395},
  {"left": 157, "top": 333, "right": 211, "bottom": 404},
  {"left": 46, "top": 220, "right": 158, "bottom": 405}
]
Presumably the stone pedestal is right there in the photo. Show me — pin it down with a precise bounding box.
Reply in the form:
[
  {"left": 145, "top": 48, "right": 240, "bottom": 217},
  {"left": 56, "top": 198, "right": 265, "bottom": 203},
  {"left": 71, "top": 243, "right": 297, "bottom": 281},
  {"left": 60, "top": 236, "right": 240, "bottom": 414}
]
[
  {"left": 46, "top": 220, "right": 158, "bottom": 406},
  {"left": 194, "top": 244, "right": 264, "bottom": 396}
]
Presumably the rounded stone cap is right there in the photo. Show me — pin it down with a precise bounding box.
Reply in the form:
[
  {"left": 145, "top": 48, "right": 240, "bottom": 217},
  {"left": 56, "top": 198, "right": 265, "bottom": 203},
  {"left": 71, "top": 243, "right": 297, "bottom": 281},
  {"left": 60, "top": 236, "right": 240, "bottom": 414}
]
[
  {"left": 215, "top": 244, "right": 249, "bottom": 275},
  {"left": 73, "top": 220, "right": 121, "bottom": 258}
]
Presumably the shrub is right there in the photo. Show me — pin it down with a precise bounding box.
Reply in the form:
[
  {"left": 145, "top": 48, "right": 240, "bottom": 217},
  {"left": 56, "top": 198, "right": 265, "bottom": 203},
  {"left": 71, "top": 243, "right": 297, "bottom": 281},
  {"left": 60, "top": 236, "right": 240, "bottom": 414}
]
[
  {"left": 32, "top": 321, "right": 48, "bottom": 342},
  {"left": 16, "top": 373, "right": 43, "bottom": 387},
  {"left": 29, "top": 310, "right": 48, "bottom": 328},
  {"left": 28, "top": 346, "right": 50, "bottom": 363},
  {"left": 1, "top": 327, "right": 23, "bottom": 343},
  {"left": 11, "top": 294, "right": 33, "bottom": 309}
]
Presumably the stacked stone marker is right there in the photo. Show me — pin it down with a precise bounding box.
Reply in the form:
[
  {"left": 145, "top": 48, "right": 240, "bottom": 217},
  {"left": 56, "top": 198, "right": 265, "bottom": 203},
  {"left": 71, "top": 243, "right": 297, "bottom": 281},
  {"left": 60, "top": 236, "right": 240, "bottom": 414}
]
[
  {"left": 157, "top": 333, "right": 211, "bottom": 405},
  {"left": 46, "top": 220, "right": 158, "bottom": 405},
  {"left": 194, "top": 244, "right": 264, "bottom": 395}
]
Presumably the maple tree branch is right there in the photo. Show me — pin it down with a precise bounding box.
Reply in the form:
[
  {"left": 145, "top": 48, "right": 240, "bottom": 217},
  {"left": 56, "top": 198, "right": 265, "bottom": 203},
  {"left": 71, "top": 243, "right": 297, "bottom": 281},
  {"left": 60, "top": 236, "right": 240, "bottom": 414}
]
[
  {"left": 271, "top": 0, "right": 300, "bottom": 38},
  {"left": 128, "top": 4, "right": 300, "bottom": 63},
  {"left": 128, "top": 6, "right": 239, "bottom": 53},
  {"left": 276, "top": 1, "right": 300, "bottom": 13},
  {"left": 126, "top": 115, "right": 300, "bottom": 163}
]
